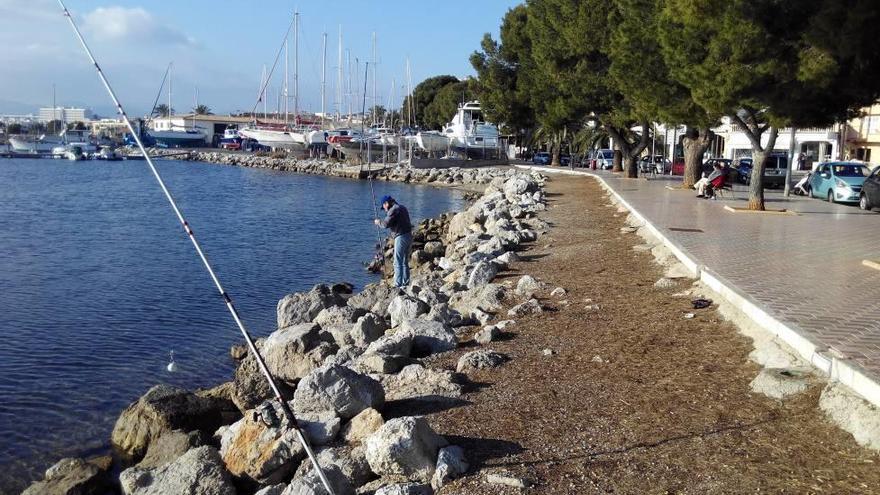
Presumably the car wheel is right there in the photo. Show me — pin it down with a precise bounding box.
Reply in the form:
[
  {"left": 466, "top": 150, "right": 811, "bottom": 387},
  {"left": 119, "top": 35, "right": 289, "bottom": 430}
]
[
  {"left": 827, "top": 189, "right": 835, "bottom": 203},
  {"left": 860, "top": 193, "right": 871, "bottom": 211}
]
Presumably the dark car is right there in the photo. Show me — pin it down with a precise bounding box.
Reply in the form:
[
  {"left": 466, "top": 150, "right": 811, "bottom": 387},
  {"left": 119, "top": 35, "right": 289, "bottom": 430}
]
[
  {"left": 733, "top": 154, "right": 788, "bottom": 187},
  {"left": 560, "top": 154, "right": 571, "bottom": 166},
  {"left": 532, "top": 151, "right": 550, "bottom": 165},
  {"left": 859, "top": 166, "right": 880, "bottom": 211}
]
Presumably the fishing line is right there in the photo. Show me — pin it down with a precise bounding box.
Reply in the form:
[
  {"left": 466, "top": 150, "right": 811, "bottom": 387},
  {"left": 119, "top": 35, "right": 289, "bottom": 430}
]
[
  {"left": 56, "top": 2, "right": 336, "bottom": 493},
  {"left": 363, "top": 62, "right": 386, "bottom": 275}
]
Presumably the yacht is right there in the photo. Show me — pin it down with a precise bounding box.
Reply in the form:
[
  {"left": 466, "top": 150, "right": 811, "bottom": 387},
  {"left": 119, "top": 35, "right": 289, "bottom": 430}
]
[
  {"left": 442, "top": 101, "right": 500, "bottom": 159},
  {"left": 9, "top": 134, "right": 65, "bottom": 154},
  {"left": 415, "top": 130, "right": 449, "bottom": 153},
  {"left": 148, "top": 119, "right": 207, "bottom": 148}
]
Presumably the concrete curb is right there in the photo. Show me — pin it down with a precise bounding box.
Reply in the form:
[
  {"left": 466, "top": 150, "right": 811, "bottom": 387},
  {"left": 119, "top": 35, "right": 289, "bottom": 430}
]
[{"left": 515, "top": 164, "right": 880, "bottom": 408}]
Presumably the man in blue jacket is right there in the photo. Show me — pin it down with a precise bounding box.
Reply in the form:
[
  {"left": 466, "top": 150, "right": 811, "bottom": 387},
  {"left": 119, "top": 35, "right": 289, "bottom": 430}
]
[{"left": 374, "top": 195, "right": 413, "bottom": 289}]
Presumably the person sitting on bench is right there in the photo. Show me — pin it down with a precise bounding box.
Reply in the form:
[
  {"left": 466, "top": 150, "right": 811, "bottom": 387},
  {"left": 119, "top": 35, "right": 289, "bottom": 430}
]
[
  {"left": 695, "top": 163, "right": 724, "bottom": 198},
  {"left": 703, "top": 171, "right": 728, "bottom": 199}
]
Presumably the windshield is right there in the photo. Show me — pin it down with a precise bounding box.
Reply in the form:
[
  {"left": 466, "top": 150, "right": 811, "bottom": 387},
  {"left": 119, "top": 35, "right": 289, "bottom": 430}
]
[{"left": 833, "top": 164, "right": 868, "bottom": 177}]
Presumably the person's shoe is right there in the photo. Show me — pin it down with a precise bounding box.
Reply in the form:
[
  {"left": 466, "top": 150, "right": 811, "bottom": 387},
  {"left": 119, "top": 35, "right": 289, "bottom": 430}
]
[{"left": 696, "top": 194, "right": 704, "bottom": 198}]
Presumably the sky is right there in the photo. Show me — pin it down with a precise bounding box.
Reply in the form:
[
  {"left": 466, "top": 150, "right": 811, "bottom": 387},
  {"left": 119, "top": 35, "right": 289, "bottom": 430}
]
[{"left": 0, "top": 0, "right": 521, "bottom": 118}]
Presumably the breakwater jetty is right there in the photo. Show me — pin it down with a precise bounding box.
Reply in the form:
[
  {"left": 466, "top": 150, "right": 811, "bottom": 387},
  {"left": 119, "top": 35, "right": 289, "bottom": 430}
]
[{"left": 22, "top": 168, "right": 551, "bottom": 494}]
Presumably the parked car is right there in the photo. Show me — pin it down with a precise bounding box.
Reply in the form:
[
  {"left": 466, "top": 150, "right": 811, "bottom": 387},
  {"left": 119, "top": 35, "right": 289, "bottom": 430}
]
[
  {"left": 733, "top": 154, "right": 788, "bottom": 187},
  {"left": 532, "top": 151, "right": 551, "bottom": 165},
  {"left": 560, "top": 154, "right": 572, "bottom": 166},
  {"left": 593, "top": 149, "right": 615, "bottom": 169},
  {"left": 810, "top": 162, "right": 870, "bottom": 203},
  {"left": 860, "top": 166, "right": 880, "bottom": 211},
  {"left": 638, "top": 155, "right": 671, "bottom": 174}
]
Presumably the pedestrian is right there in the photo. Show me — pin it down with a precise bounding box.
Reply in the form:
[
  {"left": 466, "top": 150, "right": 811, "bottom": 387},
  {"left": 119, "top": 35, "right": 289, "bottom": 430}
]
[
  {"left": 798, "top": 152, "right": 806, "bottom": 170},
  {"left": 374, "top": 195, "right": 413, "bottom": 290},
  {"left": 694, "top": 163, "right": 724, "bottom": 197}
]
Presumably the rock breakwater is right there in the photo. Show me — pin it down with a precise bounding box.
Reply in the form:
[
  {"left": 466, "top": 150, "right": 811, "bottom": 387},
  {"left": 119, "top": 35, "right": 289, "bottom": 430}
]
[{"left": 24, "top": 168, "right": 551, "bottom": 495}]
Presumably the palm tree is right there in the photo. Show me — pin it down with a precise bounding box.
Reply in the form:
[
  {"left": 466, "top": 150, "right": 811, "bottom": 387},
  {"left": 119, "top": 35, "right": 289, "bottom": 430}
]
[
  {"left": 193, "top": 104, "right": 212, "bottom": 115},
  {"left": 153, "top": 104, "right": 172, "bottom": 117}
]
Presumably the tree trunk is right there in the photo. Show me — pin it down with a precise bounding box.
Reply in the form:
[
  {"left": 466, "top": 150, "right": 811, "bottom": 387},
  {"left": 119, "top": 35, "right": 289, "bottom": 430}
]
[
  {"left": 748, "top": 148, "right": 768, "bottom": 210},
  {"left": 681, "top": 127, "right": 713, "bottom": 188},
  {"left": 624, "top": 155, "right": 638, "bottom": 178},
  {"left": 612, "top": 149, "right": 623, "bottom": 172},
  {"left": 550, "top": 138, "right": 560, "bottom": 166}
]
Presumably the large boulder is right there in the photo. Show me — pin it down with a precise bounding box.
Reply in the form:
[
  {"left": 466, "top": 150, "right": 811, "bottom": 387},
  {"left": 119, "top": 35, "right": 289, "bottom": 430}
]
[
  {"left": 466, "top": 260, "right": 499, "bottom": 289},
  {"left": 111, "top": 385, "right": 238, "bottom": 462},
  {"left": 219, "top": 402, "right": 305, "bottom": 484},
  {"left": 290, "top": 446, "right": 373, "bottom": 495},
  {"left": 380, "top": 364, "right": 463, "bottom": 402},
  {"left": 397, "top": 320, "right": 457, "bottom": 355},
  {"left": 350, "top": 313, "right": 389, "bottom": 348},
  {"left": 364, "top": 332, "right": 413, "bottom": 358},
  {"left": 232, "top": 351, "right": 294, "bottom": 412},
  {"left": 446, "top": 209, "right": 480, "bottom": 242},
  {"left": 364, "top": 417, "right": 448, "bottom": 482},
  {"left": 456, "top": 350, "right": 510, "bottom": 372},
  {"left": 262, "top": 323, "right": 338, "bottom": 383},
  {"left": 347, "top": 283, "right": 398, "bottom": 318},
  {"left": 515, "top": 275, "right": 542, "bottom": 299},
  {"left": 277, "top": 284, "right": 347, "bottom": 328},
  {"left": 388, "top": 295, "right": 429, "bottom": 328},
  {"left": 138, "top": 430, "right": 207, "bottom": 469},
  {"left": 313, "top": 306, "right": 366, "bottom": 328},
  {"left": 431, "top": 445, "right": 468, "bottom": 490},
  {"left": 22, "top": 457, "right": 113, "bottom": 495},
  {"left": 293, "top": 365, "right": 385, "bottom": 419},
  {"left": 120, "top": 446, "right": 235, "bottom": 495},
  {"left": 448, "top": 284, "right": 506, "bottom": 322},
  {"left": 341, "top": 408, "right": 385, "bottom": 445}
]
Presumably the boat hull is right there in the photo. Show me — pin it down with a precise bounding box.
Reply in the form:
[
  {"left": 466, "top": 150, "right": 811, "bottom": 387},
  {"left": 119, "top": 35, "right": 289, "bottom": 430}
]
[
  {"left": 9, "top": 137, "right": 63, "bottom": 153},
  {"left": 239, "top": 128, "right": 307, "bottom": 151},
  {"left": 416, "top": 132, "right": 449, "bottom": 153},
  {"left": 148, "top": 130, "right": 207, "bottom": 147}
]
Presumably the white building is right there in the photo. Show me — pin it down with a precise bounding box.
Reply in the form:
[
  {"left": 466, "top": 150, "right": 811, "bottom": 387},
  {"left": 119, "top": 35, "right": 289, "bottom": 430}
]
[{"left": 38, "top": 107, "right": 93, "bottom": 123}]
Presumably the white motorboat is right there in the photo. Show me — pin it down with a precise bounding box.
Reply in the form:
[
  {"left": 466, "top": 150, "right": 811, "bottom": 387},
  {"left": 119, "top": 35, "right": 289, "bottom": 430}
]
[
  {"left": 442, "top": 101, "right": 500, "bottom": 159},
  {"left": 148, "top": 126, "right": 208, "bottom": 147},
  {"left": 10, "top": 134, "right": 65, "bottom": 153},
  {"left": 415, "top": 131, "right": 449, "bottom": 153}
]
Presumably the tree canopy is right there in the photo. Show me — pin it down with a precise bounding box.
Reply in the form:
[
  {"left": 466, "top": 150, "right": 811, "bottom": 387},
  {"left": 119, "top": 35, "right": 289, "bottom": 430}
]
[{"left": 401, "top": 75, "right": 459, "bottom": 129}]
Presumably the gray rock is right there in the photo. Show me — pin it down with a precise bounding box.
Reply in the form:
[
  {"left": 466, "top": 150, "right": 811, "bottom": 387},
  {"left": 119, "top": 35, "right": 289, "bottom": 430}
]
[
  {"left": 550, "top": 287, "right": 567, "bottom": 297},
  {"left": 467, "top": 260, "right": 499, "bottom": 288},
  {"left": 374, "top": 483, "right": 433, "bottom": 495},
  {"left": 262, "top": 323, "right": 338, "bottom": 383},
  {"left": 314, "top": 306, "right": 367, "bottom": 327},
  {"left": 255, "top": 484, "right": 286, "bottom": 495},
  {"left": 348, "top": 283, "right": 398, "bottom": 318},
  {"left": 22, "top": 457, "right": 113, "bottom": 495},
  {"left": 507, "top": 298, "right": 543, "bottom": 317},
  {"left": 515, "top": 275, "right": 541, "bottom": 298},
  {"left": 819, "top": 383, "right": 880, "bottom": 450},
  {"left": 365, "top": 332, "right": 413, "bottom": 358},
  {"left": 293, "top": 365, "right": 385, "bottom": 419},
  {"left": 446, "top": 209, "right": 479, "bottom": 242},
  {"left": 423, "top": 241, "right": 444, "bottom": 257},
  {"left": 749, "top": 368, "right": 813, "bottom": 399},
  {"left": 278, "top": 284, "right": 347, "bottom": 328},
  {"left": 397, "top": 319, "right": 457, "bottom": 355},
  {"left": 355, "top": 353, "right": 410, "bottom": 374},
  {"left": 299, "top": 411, "right": 342, "bottom": 446},
  {"left": 388, "top": 295, "right": 430, "bottom": 328},
  {"left": 291, "top": 446, "right": 373, "bottom": 495},
  {"left": 456, "top": 350, "right": 509, "bottom": 372},
  {"left": 120, "top": 446, "right": 235, "bottom": 495},
  {"left": 448, "top": 284, "right": 506, "bottom": 322},
  {"left": 431, "top": 445, "right": 468, "bottom": 490},
  {"left": 233, "top": 351, "right": 293, "bottom": 412},
  {"left": 111, "top": 384, "right": 238, "bottom": 462},
  {"left": 653, "top": 277, "right": 678, "bottom": 289},
  {"left": 350, "top": 313, "right": 389, "bottom": 347},
  {"left": 486, "top": 473, "right": 529, "bottom": 488},
  {"left": 381, "top": 364, "right": 463, "bottom": 402},
  {"left": 365, "top": 417, "right": 448, "bottom": 482},
  {"left": 138, "top": 430, "right": 207, "bottom": 469},
  {"left": 493, "top": 251, "right": 520, "bottom": 266},
  {"left": 474, "top": 325, "right": 500, "bottom": 345}
]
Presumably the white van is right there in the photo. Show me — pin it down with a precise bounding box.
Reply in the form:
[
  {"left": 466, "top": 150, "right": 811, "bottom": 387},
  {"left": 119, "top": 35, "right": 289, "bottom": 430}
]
[{"left": 594, "top": 149, "right": 614, "bottom": 169}]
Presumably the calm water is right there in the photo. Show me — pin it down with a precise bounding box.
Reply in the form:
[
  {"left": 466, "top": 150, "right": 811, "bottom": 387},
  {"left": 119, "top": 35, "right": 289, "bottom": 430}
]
[{"left": 0, "top": 158, "right": 463, "bottom": 493}]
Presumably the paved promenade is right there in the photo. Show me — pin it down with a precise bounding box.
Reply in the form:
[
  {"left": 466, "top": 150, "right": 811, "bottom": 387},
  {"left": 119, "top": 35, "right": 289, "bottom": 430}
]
[{"left": 517, "top": 164, "right": 880, "bottom": 403}]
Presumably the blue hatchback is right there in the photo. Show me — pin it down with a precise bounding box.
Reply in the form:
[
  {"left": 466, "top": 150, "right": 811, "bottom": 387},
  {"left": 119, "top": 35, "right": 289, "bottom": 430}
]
[
  {"left": 809, "top": 162, "right": 870, "bottom": 203},
  {"left": 532, "top": 152, "right": 551, "bottom": 165}
]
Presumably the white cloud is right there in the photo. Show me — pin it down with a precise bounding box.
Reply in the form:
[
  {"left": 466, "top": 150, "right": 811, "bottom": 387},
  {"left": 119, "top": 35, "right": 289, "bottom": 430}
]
[{"left": 82, "top": 6, "right": 196, "bottom": 46}]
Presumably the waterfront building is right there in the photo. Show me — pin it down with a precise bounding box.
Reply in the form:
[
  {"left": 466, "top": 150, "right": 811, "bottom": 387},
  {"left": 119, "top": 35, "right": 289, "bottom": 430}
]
[
  {"left": 38, "top": 106, "right": 94, "bottom": 123},
  {"left": 843, "top": 103, "right": 880, "bottom": 163}
]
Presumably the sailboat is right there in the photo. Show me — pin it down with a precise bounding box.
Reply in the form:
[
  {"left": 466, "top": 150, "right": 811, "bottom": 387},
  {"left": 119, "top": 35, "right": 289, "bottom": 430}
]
[
  {"left": 239, "top": 11, "right": 325, "bottom": 152},
  {"left": 147, "top": 63, "right": 207, "bottom": 147}
]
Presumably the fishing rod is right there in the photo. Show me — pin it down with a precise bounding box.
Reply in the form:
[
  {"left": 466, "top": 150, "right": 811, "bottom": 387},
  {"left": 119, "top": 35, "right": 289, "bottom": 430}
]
[
  {"left": 362, "top": 63, "right": 386, "bottom": 275},
  {"left": 56, "top": 2, "right": 336, "bottom": 493}
]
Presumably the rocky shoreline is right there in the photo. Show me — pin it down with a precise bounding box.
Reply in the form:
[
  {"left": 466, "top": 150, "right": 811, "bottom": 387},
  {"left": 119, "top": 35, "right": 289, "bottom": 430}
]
[
  {"left": 23, "top": 169, "right": 551, "bottom": 495},
  {"left": 184, "top": 151, "right": 509, "bottom": 188}
]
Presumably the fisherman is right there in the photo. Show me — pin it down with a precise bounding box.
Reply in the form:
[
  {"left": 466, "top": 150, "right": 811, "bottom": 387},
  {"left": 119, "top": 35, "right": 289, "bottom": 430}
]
[{"left": 373, "top": 195, "right": 412, "bottom": 289}]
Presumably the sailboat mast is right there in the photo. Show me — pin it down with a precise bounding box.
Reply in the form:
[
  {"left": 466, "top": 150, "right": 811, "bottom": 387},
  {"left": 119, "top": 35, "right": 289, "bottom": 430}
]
[
  {"left": 346, "top": 49, "right": 352, "bottom": 124},
  {"left": 284, "top": 39, "right": 289, "bottom": 124},
  {"left": 371, "top": 32, "right": 377, "bottom": 125},
  {"left": 336, "top": 26, "right": 343, "bottom": 122},
  {"left": 293, "top": 11, "right": 299, "bottom": 125},
  {"left": 261, "top": 65, "right": 268, "bottom": 119},
  {"left": 168, "top": 62, "right": 173, "bottom": 117},
  {"left": 321, "top": 31, "right": 327, "bottom": 129}
]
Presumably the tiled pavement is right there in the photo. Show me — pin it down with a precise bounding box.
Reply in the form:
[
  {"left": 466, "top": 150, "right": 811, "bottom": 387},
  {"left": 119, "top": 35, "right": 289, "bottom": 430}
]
[{"left": 522, "top": 165, "right": 880, "bottom": 387}]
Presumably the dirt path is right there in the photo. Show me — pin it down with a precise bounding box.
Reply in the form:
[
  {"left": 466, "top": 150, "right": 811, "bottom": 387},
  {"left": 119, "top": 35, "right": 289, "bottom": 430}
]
[{"left": 426, "top": 176, "right": 879, "bottom": 494}]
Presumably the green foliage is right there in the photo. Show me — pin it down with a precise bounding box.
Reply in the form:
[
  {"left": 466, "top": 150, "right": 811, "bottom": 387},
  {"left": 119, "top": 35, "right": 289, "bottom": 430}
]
[
  {"left": 401, "top": 75, "right": 459, "bottom": 128},
  {"left": 153, "top": 104, "right": 172, "bottom": 117},
  {"left": 193, "top": 104, "right": 212, "bottom": 115},
  {"left": 7, "top": 123, "right": 22, "bottom": 134},
  {"left": 422, "top": 80, "right": 476, "bottom": 130},
  {"left": 470, "top": 5, "right": 536, "bottom": 134}
]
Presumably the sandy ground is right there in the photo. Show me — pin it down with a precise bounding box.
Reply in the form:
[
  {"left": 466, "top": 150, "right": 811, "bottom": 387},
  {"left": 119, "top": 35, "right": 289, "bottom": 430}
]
[{"left": 417, "top": 176, "right": 880, "bottom": 494}]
